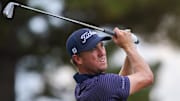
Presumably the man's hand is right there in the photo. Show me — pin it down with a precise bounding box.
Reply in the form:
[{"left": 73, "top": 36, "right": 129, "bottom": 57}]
[{"left": 112, "top": 27, "right": 136, "bottom": 50}]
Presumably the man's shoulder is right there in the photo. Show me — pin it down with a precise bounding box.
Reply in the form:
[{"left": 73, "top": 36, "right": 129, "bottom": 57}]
[
  {"left": 92, "top": 73, "right": 129, "bottom": 87},
  {"left": 98, "top": 73, "right": 128, "bottom": 79}
]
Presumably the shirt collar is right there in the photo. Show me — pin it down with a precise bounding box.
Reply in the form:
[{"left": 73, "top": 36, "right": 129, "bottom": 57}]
[{"left": 73, "top": 72, "right": 102, "bottom": 83}]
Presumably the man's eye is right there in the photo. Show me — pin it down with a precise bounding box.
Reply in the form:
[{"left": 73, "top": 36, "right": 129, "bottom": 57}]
[{"left": 101, "top": 42, "right": 105, "bottom": 47}]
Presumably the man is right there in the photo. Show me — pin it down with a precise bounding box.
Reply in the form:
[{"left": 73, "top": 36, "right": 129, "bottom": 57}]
[{"left": 66, "top": 27, "right": 154, "bottom": 101}]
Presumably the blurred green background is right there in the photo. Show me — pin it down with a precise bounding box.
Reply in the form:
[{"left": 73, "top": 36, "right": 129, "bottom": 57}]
[{"left": 1, "top": 0, "right": 180, "bottom": 101}]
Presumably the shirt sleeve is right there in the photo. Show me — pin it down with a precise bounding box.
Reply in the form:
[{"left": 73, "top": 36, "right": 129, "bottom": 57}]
[{"left": 98, "top": 73, "right": 130, "bottom": 99}]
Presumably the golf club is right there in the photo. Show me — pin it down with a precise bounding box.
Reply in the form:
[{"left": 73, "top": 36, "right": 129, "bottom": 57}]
[{"left": 3, "top": 2, "right": 139, "bottom": 44}]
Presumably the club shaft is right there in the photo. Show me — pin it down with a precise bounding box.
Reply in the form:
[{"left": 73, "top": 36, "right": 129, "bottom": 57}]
[
  {"left": 19, "top": 4, "right": 107, "bottom": 33},
  {"left": 15, "top": 2, "right": 139, "bottom": 44}
]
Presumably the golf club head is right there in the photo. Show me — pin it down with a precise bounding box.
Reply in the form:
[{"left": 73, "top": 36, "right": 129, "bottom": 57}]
[{"left": 3, "top": 2, "right": 19, "bottom": 18}]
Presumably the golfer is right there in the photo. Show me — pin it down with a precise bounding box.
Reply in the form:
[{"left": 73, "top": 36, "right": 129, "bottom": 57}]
[{"left": 66, "top": 27, "right": 154, "bottom": 101}]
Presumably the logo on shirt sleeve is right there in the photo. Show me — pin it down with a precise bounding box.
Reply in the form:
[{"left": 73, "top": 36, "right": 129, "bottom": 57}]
[{"left": 122, "top": 77, "right": 125, "bottom": 89}]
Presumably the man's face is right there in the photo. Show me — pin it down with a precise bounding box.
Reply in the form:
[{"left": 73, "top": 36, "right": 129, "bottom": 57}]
[{"left": 79, "top": 42, "right": 108, "bottom": 74}]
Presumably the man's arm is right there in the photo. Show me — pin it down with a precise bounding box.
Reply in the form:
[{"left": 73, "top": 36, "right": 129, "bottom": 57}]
[
  {"left": 125, "top": 46, "right": 153, "bottom": 95},
  {"left": 113, "top": 27, "right": 154, "bottom": 95},
  {"left": 119, "top": 56, "right": 134, "bottom": 76}
]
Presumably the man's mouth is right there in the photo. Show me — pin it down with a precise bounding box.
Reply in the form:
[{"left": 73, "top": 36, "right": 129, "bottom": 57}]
[{"left": 99, "top": 57, "right": 106, "bottom": 63}]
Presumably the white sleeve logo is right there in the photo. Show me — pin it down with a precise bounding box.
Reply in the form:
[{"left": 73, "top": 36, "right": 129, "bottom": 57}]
[{"left": 122, "top": 77, "right": 125, "bottom": 89}]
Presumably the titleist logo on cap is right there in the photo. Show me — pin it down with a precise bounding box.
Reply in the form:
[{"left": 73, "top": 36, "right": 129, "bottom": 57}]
[{"left": 81, "top": 31, "right": 96, "bottom": 44}]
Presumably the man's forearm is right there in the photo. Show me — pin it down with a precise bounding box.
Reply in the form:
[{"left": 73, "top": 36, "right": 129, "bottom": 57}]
[
  {"left": 125, "top": 47, "right": 152, "bottom": 74},
  {"left": 119, "top": 56, "right": 134, "bottom": 76}
]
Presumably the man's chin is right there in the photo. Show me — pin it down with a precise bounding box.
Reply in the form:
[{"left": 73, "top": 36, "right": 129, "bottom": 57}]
[{"left": 100, "top": 66, "right": 107, "bottom": 72}]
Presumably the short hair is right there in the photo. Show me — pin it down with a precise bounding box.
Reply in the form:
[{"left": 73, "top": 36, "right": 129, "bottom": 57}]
[
  {"left": 70, "top": 58, "right": 78, "bottom": 66},
  {"left": 70, "top": 54, "right": 81, "bottom": 66}
]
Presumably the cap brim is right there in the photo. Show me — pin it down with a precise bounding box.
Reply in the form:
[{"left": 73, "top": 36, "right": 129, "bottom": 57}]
[
  {"left": 101, "top": 36, "right": 112, "bottom": 41},
  {"left": 81, "top": 36, "right": 111, "bottom": 52}
]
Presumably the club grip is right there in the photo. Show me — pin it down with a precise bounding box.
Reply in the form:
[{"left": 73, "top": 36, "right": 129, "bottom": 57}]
[
  {"left": 131, "top": 33, "right": 139, "bottom": 44},
  {"left": 104, "top": 29, "right": 115, "bottom": 35},
  {"left": 104, "top": 28, "right": 139, "bottom": 44}
]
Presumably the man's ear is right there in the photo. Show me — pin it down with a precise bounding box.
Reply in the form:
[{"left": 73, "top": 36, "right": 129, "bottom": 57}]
[{"left": 72, "top": 54, "right": 82, "bottom": 65}]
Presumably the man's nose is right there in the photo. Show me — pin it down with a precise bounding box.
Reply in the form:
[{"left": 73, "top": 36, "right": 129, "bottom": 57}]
[{"left": 97, "top": 46, "right": 106, "bottom": 56}]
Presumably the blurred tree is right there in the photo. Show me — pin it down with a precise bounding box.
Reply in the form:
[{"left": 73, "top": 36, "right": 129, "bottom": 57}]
[
  {"left": 0, "top": 0, "right": 180, "bottom": 101},
  {"left": 65, "top": 0, "right": 180, "bottom": 43}
]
